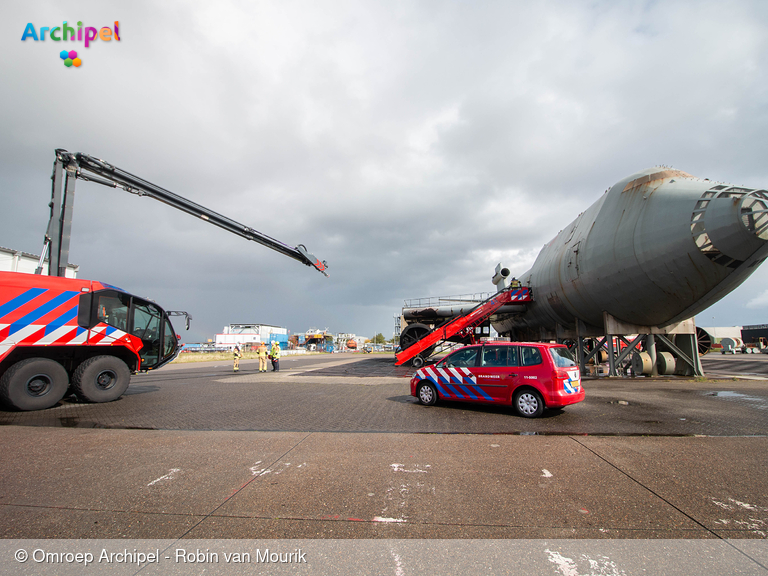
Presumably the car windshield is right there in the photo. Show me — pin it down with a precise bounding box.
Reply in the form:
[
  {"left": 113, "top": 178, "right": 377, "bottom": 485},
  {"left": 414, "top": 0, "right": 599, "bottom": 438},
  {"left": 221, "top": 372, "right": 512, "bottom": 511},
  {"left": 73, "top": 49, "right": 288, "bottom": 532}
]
[
  {"left": 550, "top": 346, "right": 577, "bottom": 367},
  {"left": 441, "top": 347, "right": 478, "bottom": 368}
]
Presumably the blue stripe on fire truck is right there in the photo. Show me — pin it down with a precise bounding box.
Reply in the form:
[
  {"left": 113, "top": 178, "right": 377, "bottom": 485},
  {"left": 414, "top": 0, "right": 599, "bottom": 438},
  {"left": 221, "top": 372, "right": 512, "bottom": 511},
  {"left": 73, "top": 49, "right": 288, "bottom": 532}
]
[
  {"left": 43, "top": 306, "right": 79, "bottom": 336},
  {"left": 7, "top": 291, "right": 80, "bottom": 336},
  {"left": 0, "top": 288, "right": 47, "bottom": 322}
]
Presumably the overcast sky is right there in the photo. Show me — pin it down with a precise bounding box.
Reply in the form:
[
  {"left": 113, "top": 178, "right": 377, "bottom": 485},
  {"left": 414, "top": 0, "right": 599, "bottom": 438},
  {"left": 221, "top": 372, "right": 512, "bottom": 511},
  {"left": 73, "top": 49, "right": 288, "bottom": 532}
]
[{"left": 2, "top": 0, "right": 768, "bottom": 343}]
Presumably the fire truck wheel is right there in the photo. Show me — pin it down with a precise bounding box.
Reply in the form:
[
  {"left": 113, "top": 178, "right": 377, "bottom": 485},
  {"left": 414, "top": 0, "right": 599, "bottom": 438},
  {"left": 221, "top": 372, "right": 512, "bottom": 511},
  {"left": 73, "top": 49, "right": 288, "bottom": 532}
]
[
  {"left": 412, "top": 356, "right": 425, "bottom": 368},
  {"left": 72, "top": 356, "right": 131, "bottom": 403},
  {"left": 513, "top": 388, "right": 544, "bottom": 418},
  {"left": 0, "top": 358, "right": 69, "bottom": 411},
  {"left": 417, "top": 381, "right": 438, "bottom": 406}
]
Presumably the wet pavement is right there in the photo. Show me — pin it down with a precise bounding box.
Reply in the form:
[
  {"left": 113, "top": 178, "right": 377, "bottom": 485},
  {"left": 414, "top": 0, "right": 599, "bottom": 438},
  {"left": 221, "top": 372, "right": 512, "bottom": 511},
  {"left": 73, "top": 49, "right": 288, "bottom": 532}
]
[
  {"left": 1, "top": 354, "right": 766, "bottom": 436},
  {"left": 0, "top": 353, "right": 767, "bottom": 545},
  {"left": 701, "top": 351, "right": 768, "bottom": 378}
]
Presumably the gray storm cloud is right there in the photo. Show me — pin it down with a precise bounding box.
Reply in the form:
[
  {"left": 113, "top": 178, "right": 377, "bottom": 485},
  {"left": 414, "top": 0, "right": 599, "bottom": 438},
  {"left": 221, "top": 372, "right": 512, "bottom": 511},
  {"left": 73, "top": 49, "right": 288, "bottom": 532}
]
[{"left": 1, "top": 0, "right": 767, "bottom": 342}]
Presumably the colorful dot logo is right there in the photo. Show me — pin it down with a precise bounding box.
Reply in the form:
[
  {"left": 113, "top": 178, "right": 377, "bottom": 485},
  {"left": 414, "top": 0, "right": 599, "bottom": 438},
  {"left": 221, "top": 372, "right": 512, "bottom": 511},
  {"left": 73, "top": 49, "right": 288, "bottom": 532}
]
[{"left": 60, "top": 49, "right": 81, "bottom": 68}]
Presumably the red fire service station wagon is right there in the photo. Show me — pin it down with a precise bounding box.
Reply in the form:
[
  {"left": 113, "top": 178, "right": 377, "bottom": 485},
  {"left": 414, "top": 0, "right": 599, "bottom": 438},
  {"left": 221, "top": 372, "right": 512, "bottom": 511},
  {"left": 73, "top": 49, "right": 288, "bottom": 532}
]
[{"left": 410, "top": 342, "right": 584, "bottom": 418}]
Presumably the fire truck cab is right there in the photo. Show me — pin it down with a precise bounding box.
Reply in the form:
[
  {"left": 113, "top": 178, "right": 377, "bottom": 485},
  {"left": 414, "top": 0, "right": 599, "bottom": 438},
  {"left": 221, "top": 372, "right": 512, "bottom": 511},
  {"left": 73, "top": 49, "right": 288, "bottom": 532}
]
[{"left": 0, "top": 271, "right": 182, "bottom": 411}]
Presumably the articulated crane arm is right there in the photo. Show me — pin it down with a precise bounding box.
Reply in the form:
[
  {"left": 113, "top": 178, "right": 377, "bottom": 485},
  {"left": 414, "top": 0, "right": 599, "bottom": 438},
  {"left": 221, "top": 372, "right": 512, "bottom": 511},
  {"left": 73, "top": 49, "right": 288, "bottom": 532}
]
[{"left": 37, "top": 149, "right": 329, "bottom": 278}]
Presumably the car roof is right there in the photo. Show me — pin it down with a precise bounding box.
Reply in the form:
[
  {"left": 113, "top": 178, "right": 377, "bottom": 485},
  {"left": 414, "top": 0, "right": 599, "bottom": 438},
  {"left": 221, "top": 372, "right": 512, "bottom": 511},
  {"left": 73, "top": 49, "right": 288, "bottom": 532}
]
[{"left": 454, "top": 342, "right": 565, "bottom": 349}]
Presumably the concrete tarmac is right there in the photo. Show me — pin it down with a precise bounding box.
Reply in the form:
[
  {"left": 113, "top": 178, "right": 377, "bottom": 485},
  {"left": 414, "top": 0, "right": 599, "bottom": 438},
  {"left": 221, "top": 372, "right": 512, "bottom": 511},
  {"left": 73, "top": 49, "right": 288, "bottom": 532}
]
[
  {"left": 1, "top": 354, "right": 767, "bottom": 573},
  {"left": 1, "top": 354, "right": 767, "bottom": 538}
]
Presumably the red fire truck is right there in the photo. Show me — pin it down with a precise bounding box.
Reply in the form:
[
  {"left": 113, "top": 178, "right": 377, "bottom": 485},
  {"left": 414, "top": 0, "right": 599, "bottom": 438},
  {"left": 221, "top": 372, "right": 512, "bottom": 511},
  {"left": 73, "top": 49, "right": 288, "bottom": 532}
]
[
  {"left": 0, "top": 150, "right": 328, "bottom": 411},
  {"left": 0, "top": 271, "right": 184, "bottom": 410}
]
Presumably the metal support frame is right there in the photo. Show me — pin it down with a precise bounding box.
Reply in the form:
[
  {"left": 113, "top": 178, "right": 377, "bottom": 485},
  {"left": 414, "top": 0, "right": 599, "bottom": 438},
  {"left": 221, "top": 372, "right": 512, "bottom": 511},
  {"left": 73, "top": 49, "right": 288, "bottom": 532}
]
[
  {"left": 57, "top": 163, "right": 78, "bottom": 277},
  {"left": 615, "top": 334, "right": 645, "bottom": 367},
  {"left": 575, "top": 312, "right": 705, "bottom": 378},
  {"left": 571, "top": 313, "right": 704, "bottom": 378},
  {"left": 36, "top": 156, "right": 65, "bottom": 275},
  {"left": 36, "top": 149, "right": 329, "bottom": 278},
  {"left": 655, "top": 333, "right": 702, "bottom": 375}
]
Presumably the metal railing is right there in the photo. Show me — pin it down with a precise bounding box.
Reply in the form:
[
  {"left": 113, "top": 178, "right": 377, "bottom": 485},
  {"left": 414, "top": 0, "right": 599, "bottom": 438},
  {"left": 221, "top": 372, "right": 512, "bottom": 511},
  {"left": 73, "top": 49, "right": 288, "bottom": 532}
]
[{"left": 403, "top": 292, "right": 493, "bottom": 309}]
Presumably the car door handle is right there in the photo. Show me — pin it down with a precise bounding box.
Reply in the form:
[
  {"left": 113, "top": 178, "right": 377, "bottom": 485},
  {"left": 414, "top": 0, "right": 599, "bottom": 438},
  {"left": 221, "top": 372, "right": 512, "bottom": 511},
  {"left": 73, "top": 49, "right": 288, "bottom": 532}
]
[{"left": 508, "top": 373, "right": 518, "bottom": 377}]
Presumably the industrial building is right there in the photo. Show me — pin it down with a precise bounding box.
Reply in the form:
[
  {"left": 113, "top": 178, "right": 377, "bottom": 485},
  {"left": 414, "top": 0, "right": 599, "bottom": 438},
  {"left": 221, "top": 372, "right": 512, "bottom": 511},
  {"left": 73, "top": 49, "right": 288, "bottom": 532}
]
[
  {"left": 214, "top": 324, "right": 289, "bottom": 350},
  {"left": 335, "top": 333, "right": 368, "bottom": 351},
  {"left": 0, "top": 246, "right": 79, "bottom": 278},
  {"left": 742, "top": 324, "right": 768, "bottom": 346},
  {"left": 301, "top": 329, "right": 335, "bottom": 352}
]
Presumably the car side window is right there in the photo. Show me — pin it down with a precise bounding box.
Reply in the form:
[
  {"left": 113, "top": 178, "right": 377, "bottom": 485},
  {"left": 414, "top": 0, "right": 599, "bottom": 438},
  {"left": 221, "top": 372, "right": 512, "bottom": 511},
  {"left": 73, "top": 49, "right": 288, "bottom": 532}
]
[
  {"left": 481, "top": 346, "right": 508, "bottom": 367},
  {"left": 507, "top": 346, "right": 519, "bottom": 367},
  {"left": 520, "top": 346, "right": 543, "bottom": 366},
  {"left": 444, "top": 348, "right": 479, "bottom": 367}
]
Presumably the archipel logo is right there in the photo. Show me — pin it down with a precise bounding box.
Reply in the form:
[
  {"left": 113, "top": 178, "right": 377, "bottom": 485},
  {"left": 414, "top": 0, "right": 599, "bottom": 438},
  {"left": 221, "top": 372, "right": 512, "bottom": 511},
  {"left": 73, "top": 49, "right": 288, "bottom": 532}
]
[{"left": 21, "top": 21, "right": 120, "bottom": 68}]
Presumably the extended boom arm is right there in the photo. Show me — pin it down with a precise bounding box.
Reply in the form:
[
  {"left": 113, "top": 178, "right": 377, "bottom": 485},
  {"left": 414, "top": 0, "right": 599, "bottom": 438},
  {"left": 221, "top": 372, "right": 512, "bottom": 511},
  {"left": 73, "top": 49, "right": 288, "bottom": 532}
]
[{"left": 38, "top": 149, "right": 329, "bottom": 277}]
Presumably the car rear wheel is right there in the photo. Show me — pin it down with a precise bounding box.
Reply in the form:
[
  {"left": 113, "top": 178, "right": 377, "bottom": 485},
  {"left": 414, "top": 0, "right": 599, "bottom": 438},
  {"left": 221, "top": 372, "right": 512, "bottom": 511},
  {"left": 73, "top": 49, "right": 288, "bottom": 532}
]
[
  {"left": 0, "top": 358, "right": 69, "bottom": 411},
  {"left": 417, "top": 381, "right": 438, "bottom": 406},
  {"left": 513, "top": 388, "right": 544, "bottom": 418}
]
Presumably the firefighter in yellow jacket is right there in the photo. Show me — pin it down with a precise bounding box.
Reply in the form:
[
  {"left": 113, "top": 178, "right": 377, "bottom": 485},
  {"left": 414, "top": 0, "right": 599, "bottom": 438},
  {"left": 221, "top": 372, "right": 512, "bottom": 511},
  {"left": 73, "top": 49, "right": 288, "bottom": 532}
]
[
  {"left": 233, "top": 345, "right": 241, "bottom": 372},
  {"left": 257, "top": 342, "right": 268, "bottom": 373},
  {"left": 270, "top": 341, "right": 281, "bottom": 372}
]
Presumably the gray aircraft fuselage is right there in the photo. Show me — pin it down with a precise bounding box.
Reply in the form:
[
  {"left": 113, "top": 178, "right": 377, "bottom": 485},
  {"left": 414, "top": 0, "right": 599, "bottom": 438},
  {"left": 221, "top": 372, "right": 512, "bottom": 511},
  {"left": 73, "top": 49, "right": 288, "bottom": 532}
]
[{"left": 492, "top": 168, "right": 768, "bottom": 336}]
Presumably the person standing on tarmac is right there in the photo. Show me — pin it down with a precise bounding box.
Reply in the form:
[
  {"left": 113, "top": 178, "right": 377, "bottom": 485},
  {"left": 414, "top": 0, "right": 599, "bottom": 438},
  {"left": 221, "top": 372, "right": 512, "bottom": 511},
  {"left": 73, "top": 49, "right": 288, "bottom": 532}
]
[
  {"left": 270, "top": 341, "right": 281, "bottom": 372},
  {"left": 257, "top": 341, "right": 268, "bottom": 373},
  {"left": 233, "top": 345, "right": 241, "bottom": 372}
]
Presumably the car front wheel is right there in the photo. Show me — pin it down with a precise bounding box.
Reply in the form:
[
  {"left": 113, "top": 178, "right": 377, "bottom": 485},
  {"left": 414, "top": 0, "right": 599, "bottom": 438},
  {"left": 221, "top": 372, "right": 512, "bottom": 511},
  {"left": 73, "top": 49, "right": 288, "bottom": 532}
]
[
  {"left": 417, "top": 381, "right": 438, "bottom": 406},
  {"left": 513, "top": 388, "right": 544, "bottom": 418}
]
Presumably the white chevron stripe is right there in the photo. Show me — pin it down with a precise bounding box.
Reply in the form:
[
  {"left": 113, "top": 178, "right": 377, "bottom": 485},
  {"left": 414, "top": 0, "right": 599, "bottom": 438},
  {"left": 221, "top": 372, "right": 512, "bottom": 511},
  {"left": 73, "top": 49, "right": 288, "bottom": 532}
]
[
  {"left": 448, "top": 367, "right": 463, "bottom": 382},
  {"left": 70, "top": 331, "right": 88, "bottom": 344},
  {"left": 1, "top": 324, "right": 89, "bottom": 347},
  {"left": 37, "top": 324, "right": 79, "bottom": 345},
  {"left": 0, "top": 324, "right": 43, "bottom": 345}
]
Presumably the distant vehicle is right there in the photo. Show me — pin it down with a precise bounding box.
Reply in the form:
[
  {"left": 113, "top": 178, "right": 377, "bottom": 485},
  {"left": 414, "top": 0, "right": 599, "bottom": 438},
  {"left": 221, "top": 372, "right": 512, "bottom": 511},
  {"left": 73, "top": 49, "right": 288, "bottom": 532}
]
[{"left": 410, "top": 342, "right": 584, "bottom": 418}]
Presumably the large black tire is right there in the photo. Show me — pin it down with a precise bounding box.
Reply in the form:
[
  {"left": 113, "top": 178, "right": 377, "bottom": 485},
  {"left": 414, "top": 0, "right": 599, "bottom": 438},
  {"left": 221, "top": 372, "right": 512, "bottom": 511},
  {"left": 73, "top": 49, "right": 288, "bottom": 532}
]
[
  {"left": 72, "top": 355, "right": 131, "bottom": 403},
  {"left": 0, "top": 358, "right": 69, "bottom": 411},
  {"left": 400, "top": 323, "right": 437, "bottom": 357},
  {"left": 399, "top": 323, "right": 431, "bottom": 349},
  {"left": 416, "top": 381, "right": 438, "bottom": 406},
  {"left": 696, "top": 327, "right": 712, "bottom": 356},
  {"left": 513, "top": 388, "right": 545, "bottom": 418}
]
